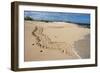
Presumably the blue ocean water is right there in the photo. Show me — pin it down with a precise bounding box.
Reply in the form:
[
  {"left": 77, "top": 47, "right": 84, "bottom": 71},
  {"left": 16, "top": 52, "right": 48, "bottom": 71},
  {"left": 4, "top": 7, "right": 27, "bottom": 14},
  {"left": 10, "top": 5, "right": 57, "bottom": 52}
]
[{"left": 24, "top": 11, "right": 90, "bottom": 24}]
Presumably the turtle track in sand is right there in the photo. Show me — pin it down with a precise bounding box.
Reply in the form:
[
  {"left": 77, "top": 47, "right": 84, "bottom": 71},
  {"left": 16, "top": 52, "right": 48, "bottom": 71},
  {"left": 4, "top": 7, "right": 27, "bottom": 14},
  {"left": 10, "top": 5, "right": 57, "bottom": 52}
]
[
  {"left": 32, "top": 26, "right": 67, "bottom": 50},
  {"left": 32, "top": 25, "right": 81, "bottom": 58}
]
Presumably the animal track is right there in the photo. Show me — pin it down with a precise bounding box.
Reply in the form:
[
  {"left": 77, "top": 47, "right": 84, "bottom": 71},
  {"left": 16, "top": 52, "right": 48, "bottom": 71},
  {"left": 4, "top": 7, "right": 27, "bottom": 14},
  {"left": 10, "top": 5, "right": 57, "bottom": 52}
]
[{"left": 32, "top": 26, "right": 79, "bottom": 56}]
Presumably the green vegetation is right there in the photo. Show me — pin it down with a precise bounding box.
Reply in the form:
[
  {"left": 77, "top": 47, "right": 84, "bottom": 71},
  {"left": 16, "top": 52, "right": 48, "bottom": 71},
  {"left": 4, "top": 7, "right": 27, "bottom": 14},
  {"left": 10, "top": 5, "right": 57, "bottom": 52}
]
[{"left": 24, "top": 16, "right": 33, "bottom": 20}]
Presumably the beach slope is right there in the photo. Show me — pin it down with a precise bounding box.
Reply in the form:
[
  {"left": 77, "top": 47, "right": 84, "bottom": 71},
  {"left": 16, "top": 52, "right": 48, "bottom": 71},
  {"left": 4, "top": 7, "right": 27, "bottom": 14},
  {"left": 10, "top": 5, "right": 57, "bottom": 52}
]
[{"left": 24, "top": 21, "right": 90, "bottom": 61}]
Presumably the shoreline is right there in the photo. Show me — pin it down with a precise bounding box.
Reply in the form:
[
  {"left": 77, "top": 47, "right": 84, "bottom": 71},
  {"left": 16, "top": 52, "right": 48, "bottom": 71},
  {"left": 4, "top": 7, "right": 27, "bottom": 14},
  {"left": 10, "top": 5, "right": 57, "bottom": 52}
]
[{"left": 74, "top": 34, "right": 90, "bottom": 59}]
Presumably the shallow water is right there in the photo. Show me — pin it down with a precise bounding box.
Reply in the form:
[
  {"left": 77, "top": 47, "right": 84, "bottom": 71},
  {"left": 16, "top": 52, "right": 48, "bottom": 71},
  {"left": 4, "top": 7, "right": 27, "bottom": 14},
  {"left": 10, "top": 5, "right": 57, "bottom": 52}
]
[{"left": 74, "top": 34, "right": 90, "bottom": 59}]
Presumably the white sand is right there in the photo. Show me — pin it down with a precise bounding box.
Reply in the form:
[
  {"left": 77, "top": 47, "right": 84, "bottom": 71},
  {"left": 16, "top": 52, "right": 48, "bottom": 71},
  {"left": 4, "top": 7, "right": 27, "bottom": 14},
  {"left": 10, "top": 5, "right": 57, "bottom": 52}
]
[{"left": 24, "top": 21, "right": 90, "bottom": 61}]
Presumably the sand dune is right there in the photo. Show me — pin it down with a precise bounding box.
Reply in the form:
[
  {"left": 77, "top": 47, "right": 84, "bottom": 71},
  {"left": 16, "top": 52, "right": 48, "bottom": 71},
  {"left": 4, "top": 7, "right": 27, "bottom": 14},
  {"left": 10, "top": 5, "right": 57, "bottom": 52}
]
[{"left": 24, "top": 21, "right": 90, "bottom": 61}]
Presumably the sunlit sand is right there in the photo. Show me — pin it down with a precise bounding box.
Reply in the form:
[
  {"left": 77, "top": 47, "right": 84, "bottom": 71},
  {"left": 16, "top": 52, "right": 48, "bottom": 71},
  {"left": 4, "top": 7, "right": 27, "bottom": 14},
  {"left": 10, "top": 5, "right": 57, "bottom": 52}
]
[{"left": 24, "top": 21, "right": 90, "bottom": 61}]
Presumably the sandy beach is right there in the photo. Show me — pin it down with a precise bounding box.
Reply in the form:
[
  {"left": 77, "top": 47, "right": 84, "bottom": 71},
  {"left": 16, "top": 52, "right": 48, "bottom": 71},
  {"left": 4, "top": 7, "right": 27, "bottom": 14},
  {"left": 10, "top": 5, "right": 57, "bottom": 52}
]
[{"left": 24, "top": 21, "right": 90, "bottom": 61}]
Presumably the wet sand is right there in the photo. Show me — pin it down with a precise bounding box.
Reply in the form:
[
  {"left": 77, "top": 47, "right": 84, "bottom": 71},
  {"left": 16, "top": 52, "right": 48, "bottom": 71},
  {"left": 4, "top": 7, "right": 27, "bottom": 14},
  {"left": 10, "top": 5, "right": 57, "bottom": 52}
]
[
  {"left": 74, "top": 34, "right": 90, "bottom": 58},
  {"left": 24, "top": 21, "right": 90, "bottom": 61}
]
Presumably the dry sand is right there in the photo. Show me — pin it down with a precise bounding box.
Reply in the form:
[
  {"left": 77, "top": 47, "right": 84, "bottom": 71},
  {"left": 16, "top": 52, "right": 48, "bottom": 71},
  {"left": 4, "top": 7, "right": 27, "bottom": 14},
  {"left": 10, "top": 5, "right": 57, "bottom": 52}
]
[{"left": 24, "top": 21, "right": 90, "bottom": 61}]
